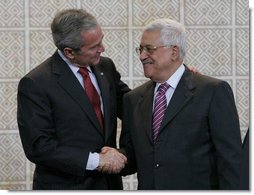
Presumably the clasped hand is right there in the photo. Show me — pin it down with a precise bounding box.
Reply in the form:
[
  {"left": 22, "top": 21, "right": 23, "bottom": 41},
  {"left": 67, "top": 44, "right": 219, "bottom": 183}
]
[{"left": 97, "top": 146, "right": 127, "bottom": 174}]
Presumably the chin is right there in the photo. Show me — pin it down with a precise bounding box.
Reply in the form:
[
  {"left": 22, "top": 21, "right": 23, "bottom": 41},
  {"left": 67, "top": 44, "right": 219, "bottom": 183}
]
[
  {"left": 144, "top": 72, "right": 152, "bottom": 79},
  {"left": 143, "top": 68, "right": 153, "bottom": 79},
  {"left": 92, "top": 58, "right": 101, "bottom": 65}
]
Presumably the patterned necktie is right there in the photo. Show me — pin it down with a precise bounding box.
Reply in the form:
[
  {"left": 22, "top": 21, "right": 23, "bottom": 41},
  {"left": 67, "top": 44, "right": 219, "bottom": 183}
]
[
  {"left": 78, "top": 67, "right": 104, "bottom": 129},
  {"left": 152, "top": 82, "right": 170, "bottom": 142}
]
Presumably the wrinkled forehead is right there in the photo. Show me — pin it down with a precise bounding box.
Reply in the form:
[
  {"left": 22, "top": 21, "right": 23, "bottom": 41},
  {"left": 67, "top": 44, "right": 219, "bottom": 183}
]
[
  {"left": 140, "top": 30, "right": 161, "bottom": 46},
  {"left": 82, "top": 26, "right": 104, "bottom": 46}
]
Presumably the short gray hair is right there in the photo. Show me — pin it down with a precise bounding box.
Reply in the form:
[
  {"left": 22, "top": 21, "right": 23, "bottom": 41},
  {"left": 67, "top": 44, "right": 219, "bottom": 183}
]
[
  {"left": 51, "top": 9, "right": 98, "bottom": 51},
  {"left": 143, "top": 18, "right": 186, "bottom": 60}
]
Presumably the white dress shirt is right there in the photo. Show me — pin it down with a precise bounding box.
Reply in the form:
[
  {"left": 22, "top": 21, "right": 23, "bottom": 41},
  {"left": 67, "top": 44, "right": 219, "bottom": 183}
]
[{"left": 153, "top": 64, "right": 185, "bottom": 109}]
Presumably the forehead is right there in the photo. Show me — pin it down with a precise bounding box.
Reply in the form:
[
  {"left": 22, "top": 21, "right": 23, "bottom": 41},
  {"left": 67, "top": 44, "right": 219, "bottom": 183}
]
[
  {"left": 141, "top": 30, "right": 161, "bottom": 45},
  {"left": 82, "top": 26, "right": 103, "bottom": 46}
]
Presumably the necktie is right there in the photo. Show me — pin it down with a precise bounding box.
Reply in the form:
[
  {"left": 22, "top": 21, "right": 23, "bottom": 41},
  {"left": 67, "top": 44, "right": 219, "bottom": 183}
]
[
  {"left": 78, "top": 67, "right": 104, "bottom": 129},
  {"left": 152, "top": 82, "right": 170, "bottom": 142}
]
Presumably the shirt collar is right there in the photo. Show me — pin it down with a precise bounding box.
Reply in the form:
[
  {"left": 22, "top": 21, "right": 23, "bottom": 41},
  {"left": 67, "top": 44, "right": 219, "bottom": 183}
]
[
  {"left": 57, "top": 50, "right": 92, "bottom": 73},
  {"left": 155, "top": 64, "right": 185, "bottom": 91}
]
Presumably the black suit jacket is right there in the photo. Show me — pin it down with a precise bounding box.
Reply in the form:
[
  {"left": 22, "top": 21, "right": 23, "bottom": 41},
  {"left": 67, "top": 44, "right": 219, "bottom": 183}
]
[
  {"left": 17, "top": 51, "right": 130, "bottom": 190},
  {"left": 240, "top": 129, "right": 249, "bottom": 190},
  {"left": 120, "top": 67, "right": 242, "bottom": 190}
]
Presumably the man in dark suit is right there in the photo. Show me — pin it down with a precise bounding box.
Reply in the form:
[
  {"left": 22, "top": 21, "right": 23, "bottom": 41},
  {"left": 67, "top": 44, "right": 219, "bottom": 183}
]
[
  {"left": 108, "top": 18, "right": 242, "bottom": 189},
  {"left": 17, "top": 9, "right": 130, "bottom": 190}
]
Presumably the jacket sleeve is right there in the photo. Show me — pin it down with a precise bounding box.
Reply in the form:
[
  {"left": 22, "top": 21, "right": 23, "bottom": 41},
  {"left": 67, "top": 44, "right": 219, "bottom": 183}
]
[
  {"left": 209, "top": 80, "right": 242, "bottom": 189},
  {"left": 17, "top": 76, "right": 90, "bottom": 177},
  {"left": 119, "top": 92, "right": 137, "bottom": 176}
]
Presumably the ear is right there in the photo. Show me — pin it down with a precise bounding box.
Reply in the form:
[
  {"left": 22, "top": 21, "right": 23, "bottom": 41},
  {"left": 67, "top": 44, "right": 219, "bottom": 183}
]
[
  {"left": 171, "top": 45, "right": 180, "bottom": 60},
  {"left": 63, "top": 47, "right": 75, "bottom": 60}
]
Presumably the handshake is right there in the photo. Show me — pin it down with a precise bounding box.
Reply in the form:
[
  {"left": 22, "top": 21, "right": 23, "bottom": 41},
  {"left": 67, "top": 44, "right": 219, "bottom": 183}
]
[{"left": 97, "top": 146, "right": 127, "bottom": 174}]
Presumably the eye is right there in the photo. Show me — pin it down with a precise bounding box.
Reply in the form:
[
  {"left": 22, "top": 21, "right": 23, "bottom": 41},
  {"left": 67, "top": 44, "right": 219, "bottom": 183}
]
[
  {"left": 145, "top": 46, "right": 154, "bottom": 52},
  {"left": 91, "top": 45, "right": 98, "bottom": 50},
  {"left": 145, "top": 46, "right": 157, "bottom": 54}
]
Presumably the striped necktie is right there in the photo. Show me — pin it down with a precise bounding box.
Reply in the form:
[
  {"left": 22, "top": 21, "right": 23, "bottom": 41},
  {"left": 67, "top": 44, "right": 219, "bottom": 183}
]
[{"left": 152, "top": 82, "right": 170, "bottom": 142}]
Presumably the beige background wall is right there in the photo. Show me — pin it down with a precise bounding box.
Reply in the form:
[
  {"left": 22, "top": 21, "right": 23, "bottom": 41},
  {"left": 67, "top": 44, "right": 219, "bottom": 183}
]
[{"left": 0, "top": 0, "right": 249, "bottom": 190}]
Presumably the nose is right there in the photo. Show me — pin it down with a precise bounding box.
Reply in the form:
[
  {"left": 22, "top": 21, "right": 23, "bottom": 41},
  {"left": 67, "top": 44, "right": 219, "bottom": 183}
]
[
  {"left": 97, "top": 43, "right": 105, "bottom": 53},
  {"left": 139, "top": 49, "right": 148, "bottom": 60}
]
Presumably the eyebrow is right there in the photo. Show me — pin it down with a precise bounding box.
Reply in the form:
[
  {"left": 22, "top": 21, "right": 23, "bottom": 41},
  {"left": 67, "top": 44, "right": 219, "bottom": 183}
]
[
  {"left": 90, "top": 34, "right": 104, "bottom": 48},
  {"left": 140, "top": 43, "right": 158, "bottom": 47}
]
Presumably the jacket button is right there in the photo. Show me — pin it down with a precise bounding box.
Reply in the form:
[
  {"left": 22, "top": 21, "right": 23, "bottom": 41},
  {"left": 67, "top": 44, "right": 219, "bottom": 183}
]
[{"left": 155, "top": 163, "right": 159, "bottom": 168}]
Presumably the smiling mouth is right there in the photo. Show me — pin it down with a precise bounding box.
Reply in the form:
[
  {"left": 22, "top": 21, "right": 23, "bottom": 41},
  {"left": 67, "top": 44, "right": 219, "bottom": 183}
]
[{"left": 142, "top": 61, "right": 153, "bottom": 66}]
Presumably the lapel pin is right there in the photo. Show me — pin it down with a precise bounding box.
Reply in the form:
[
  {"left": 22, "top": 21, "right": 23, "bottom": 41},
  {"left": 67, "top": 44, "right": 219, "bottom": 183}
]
[{"left": 100, "top": 72, "right": 104, "bottom": 76}]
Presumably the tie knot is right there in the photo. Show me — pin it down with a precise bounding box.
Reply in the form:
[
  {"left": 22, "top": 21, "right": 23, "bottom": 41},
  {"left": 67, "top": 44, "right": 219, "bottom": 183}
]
[
  {"left": 78, "top": 67, "right": 89, "bottom": 77},
  {"left": 158, "top": 82, "right": 170, "bottom": 94}
]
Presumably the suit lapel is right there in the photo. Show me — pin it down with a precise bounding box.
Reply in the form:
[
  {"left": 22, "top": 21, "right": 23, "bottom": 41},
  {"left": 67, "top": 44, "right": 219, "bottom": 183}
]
[
  {"left": 137, "top": 81, "right": 155, "bottom": 143},
  {"left": 136, "top": 70, "right": 195, "bottom": 143},
  {"left": 160, "top": 69, "right": 195, "bottom": 131},
  {"left": 52, "top": 52, "right": 103, "bottom": 135}
]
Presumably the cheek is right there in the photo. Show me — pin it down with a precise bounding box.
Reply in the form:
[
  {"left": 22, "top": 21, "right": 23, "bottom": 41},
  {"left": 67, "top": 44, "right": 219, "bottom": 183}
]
[
  {"left": 85, "top": 52, "right": 99, "bottom": 64},
  {"left": 156, "top": 56, "right": 171, "bottom": 70},
  {"left": 143, "top": 64, "right": 156, "bottom": 77},
  {"left": 92, "top": 53, "right": 101, "bottom": 63},
  {"left": 78, "top": 56, "right": 90, "bottom": 65}
]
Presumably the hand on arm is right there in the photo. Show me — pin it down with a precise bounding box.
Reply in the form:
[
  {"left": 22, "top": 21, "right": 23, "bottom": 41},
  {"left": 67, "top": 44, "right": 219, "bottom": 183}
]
[{"left": 188, "top": 65, "right": 201, "bottom": 74}]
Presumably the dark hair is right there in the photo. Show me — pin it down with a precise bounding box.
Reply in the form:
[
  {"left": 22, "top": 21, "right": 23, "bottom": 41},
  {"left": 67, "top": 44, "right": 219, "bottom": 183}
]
[{"left": 51, "top": 9, "right": 98, "bottom": 51}]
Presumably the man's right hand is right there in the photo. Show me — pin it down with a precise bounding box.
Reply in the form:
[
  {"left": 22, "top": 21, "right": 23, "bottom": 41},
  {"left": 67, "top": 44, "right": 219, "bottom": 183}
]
[{"left": 97, "top": 146, "right": 127, "bottom": 174}]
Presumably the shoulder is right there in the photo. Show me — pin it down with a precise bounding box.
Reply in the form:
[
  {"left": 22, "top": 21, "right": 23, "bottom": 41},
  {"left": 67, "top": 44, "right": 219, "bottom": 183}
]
[
  {"left": 22, "top": 57, "right": 53, "bottom": 80},
  {"left": 185, "top": 68, "right": 229, "bottom": 88},
  {"left": 126, "top": 80, "right": 153, "bottom": 97},
  {"left": 97, "top": 56, "right": 117, "bottom": 72},
  {"left": 19, "top": 52, "right": 61, "bottom": 85},
  {"left": 182, "top": 68, "right": 233, "bottom": 98},
  {"left": 99, "top": 56, "right": 114, "bottom": 65},
  {"left": 197, "top": 74, "right": 230, "bottom": 90}
]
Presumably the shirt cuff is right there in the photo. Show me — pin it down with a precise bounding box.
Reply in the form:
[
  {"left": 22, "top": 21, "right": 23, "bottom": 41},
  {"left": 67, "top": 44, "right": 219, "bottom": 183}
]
[{"left": 86, "top": 152, "right": 99, "bottom": 170}]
